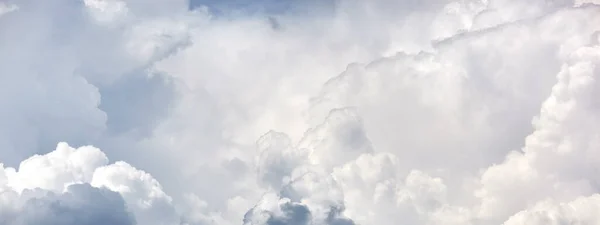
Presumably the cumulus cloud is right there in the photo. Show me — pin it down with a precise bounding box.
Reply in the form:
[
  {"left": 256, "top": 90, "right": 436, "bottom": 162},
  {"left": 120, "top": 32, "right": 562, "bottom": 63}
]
[
  {"left": 0, "top": 143, "right": 185, "bottom": 225},
  {"left": 2, "top": 0, "right": 600, "bottom": 225},
  {"left": 244, "top": 171, "right": 355, "bottom": 225},
  {"left": 0, "top": 184, "right": 135, "bottom": 225},
  {"left": 475, "top": 44, "right": 600, "bottom": 223},
  {"left": 503, "top": 194, "right": 600, "bottom": 225}
]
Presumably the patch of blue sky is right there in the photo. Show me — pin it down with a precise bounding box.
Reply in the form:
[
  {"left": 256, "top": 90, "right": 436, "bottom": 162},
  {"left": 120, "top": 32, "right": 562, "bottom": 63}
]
[{"left": 189, "top": 0, "right": 334, "bottom": 17}]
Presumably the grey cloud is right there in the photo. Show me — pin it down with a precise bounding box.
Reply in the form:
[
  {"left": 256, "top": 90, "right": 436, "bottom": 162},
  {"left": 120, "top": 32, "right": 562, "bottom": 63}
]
[
  {"left": 245, "top": 167, "right": 354, "bottom": 225},
  {"left": 324, "top": 206, "right": 355, "bottom": 225},
  {"left": 256, "top": 107, "right": 372, "bottom": 190},
  {"left": 98, "top": 71, "right": 176, "bottom": 138},
  {"left": 3, "top": 184, "right": 135, "bottom": 225},
  {"left": 256, "top": 131, "right": 304, "bottom": 189},
  {"left": 0, "top": 0, "right": 188, "bottom": 167},
  {"left": 243, "top": 195, "right": 355, "bottom": 225},
  {"left": 261, "top": 204, "right": 356, "bottom": 225},
  {"left": 0, "top": 142, "right": 186, "bottom": 225},
  {"left": 265, "top": 202, "right": 311, "bottom": 225}
]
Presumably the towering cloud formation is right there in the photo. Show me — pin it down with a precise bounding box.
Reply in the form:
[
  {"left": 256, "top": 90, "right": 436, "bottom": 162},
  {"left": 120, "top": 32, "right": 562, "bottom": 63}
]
[{"left": 1, "top": 0, "right": 600, "bottom": 225}]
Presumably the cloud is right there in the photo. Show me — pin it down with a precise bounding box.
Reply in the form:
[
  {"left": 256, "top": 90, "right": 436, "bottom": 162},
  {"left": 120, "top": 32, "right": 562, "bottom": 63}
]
[
  {"left": 1, "top": 184, "right": 135, "bottom": 225},
  {"left": 2, "top": 0, "right": 600, "bottom": 225},
  {"left": 0, "top": 0, "right": 194, "bottom": 167},
  {"left": 0, "top": 143, "right": 184, "bottom": 225},
  {"left": 243, "top": 172, "right": 355, "bottom": 225},
  {"left": 91, "top": 161, "right": 180, "bottom": 225},
  {"left": 503, "top": 194, "right": 600, "bottom": 225},
  {"left": 475, "top": 44, "right": 600, "bottom": 223},
  {"left": 0, "top": 2, "right": 17, "bottom": 16},
  {"left": 2, "top": 142, "right": 108, "bottom": 193},
  {"left": 311, "top": 3, "right": 600, "bottom": 177}
]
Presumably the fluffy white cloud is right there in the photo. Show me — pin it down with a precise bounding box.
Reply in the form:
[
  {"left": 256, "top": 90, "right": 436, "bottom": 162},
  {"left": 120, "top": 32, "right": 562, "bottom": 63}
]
[
  {"left": 475, "top": 44, "right": 600, "bottom": 223},
  {"left": 503, "top": 194, "right": 600, "bottom": 225},
  {"left": 2, "top": 0, "right": 600, "bottom": 225},
  {"left": 3, "top": 142, "right": 108, "bottom": 193},
  {"left": 0, "top": 143, "right": 184, "bottom": 225}
]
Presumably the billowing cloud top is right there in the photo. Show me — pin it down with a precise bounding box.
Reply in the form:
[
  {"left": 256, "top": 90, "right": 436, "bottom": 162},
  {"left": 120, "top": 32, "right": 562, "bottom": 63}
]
[{"left": 1, "top": 0, "right": 600, "bottom": 225}]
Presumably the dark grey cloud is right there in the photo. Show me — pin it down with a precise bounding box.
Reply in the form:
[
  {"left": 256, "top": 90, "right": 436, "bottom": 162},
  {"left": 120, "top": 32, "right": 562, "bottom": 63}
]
[
  {"left": 324, "top": 206, "right": 355, "bottom": 225},
  {"left": 265, "top": 202, "right": 311, "bottom": 225},
  {"left": 243, "top": 198, "right": 355, "bottom": 225},
  {"left": 2, "top": 184, "right": 135, "bottom": 225}
]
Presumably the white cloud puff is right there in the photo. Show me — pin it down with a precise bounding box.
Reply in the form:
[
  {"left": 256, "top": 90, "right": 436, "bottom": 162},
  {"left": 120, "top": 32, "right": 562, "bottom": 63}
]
[
  {"left": 2, "top": 0, "right": 600, "bottom": 225},
  {"left": 475, "top": 44, "right": 600, "bottom": 223},
  {"left": 503, "top": 194, "right": 600, "bottom": 225},
  {"left": 0, "top": 143, "right": 182, "bottom": 225}
]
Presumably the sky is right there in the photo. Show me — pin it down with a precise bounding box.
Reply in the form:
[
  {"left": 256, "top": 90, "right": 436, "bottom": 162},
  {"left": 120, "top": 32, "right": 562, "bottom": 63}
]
[
  {"left": 1, "top": 0, "right": 600, "bottom": 225},
  {"left": 188, "top": 0, "right": 324, "bottom": 15}
]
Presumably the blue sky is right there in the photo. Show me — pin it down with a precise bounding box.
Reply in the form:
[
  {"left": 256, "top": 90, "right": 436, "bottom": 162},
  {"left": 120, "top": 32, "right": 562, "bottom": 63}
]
[{"left": 189, "top": 0, "right": 334, "bottom": 16}]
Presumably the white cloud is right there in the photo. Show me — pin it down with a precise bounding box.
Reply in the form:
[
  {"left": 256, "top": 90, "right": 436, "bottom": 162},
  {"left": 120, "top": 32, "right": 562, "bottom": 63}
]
[
  {"left": 475, "top": 44, "right": 600, "bottom": 223},
  {"left": 83, "top": 0, "right": 129, "bottom": 24},
  {"left": 3, "top": 142, "right": 108, "bottom": 193},
  {"left": 503, "top": 194, "right": 600, "bottom": 225},
  {"left": 0, "top": 143, "right": 182, "bottom": 225},
  {"left": 2, "top": 0, "right": 600, "bottom": 225},
  {"left": 91, "top": 161, "right": 180, "bottom": 225},
  {"left": 0, "top": 2, "right": 17, "bottom": 16}
]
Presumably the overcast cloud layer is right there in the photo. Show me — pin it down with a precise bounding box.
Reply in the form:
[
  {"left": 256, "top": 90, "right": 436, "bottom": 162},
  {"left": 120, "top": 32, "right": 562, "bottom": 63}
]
[{"left": 1, "top": 0, "right": 600, "bottom": 224}]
